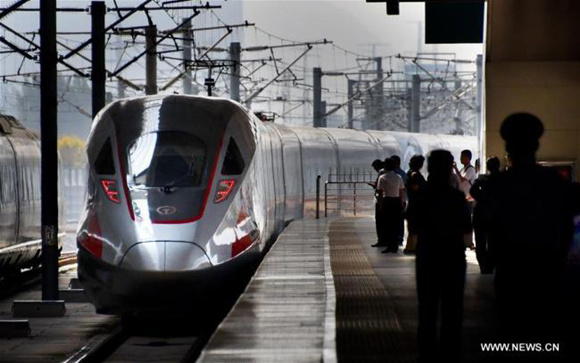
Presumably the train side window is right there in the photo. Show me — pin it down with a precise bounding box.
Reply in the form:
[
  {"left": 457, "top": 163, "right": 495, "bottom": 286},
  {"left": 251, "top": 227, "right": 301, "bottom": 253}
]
[
  {"left": 94, "top": 138, "right": 116, "bottom": 175},
  {"left": 221, "top": 138, "right": 245, "bottom": 175}
]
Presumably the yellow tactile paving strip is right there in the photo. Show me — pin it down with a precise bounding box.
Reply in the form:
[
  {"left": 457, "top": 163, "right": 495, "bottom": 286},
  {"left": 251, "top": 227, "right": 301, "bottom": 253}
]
[{"left": 329, "top": 218, "right": 414, "bottom": 362}]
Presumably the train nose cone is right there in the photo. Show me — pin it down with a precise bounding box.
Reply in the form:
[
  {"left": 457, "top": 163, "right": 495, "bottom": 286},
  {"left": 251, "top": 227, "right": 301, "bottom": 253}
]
[
  {"left": 165, "top": 242, "right": 212, "bottom": 271},
  {"left": 119, "top": 242, "right": 211, "bottom": 271}
]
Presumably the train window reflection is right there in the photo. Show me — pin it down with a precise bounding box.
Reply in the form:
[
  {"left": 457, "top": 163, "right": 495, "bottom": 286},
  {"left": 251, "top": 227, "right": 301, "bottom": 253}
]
[
  {"left": 94, "top": 138, "right": 116, "bottom": 175},
  {"left": 128, "top": 131, "right": 206, "bottom": 187},
  {"left": 221, "top": 138, "right": 245, "bottom": 175}
]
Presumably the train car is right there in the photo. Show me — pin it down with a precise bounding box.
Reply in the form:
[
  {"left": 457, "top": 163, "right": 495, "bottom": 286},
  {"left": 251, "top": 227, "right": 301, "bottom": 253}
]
[
  {"left": 0, "top": 115, "right": 64, "bottom": 274},
  {"left": 77, "top": 95, "right": 477, "bottom": 314}
]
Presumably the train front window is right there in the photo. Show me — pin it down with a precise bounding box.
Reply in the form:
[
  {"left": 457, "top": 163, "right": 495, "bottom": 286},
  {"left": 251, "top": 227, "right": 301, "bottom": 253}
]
[
  {"left": 94, "top": 138, "right": 116, "bottom": 175},
  {"left": 221, "top": 138, "right": 245, "bottom": 175},
  {"left": 128, "top": 132, "right": 206, "bottom": 188}
]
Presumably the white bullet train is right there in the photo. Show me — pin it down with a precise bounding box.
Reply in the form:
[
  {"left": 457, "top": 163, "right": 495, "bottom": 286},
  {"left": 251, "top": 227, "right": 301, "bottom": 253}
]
[
  {"left": 77, "top": 95, "right": 477, "bottom": 314},
  {"left": 0, "top": 115, "right": 64, "bottom": 275}
]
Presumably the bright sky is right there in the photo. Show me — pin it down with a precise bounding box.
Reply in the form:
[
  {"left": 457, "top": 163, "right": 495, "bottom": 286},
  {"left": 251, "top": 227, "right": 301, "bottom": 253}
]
[
  {"left": 243, "top": 0, "right": 483, "bottom": 61},
  {"left": 0, "top": 1, "right": 485, "bottom": 128}
]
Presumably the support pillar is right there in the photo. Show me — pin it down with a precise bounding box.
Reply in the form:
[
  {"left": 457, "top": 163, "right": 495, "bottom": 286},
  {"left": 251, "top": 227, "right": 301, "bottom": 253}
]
[
  {"left": 374, "top": 57, "right": 384, "bottom": 130},
  {"left": 347, "top": 79, "right": 355, "bottom": 129},
  {"left": 406, "top": 87, "right": 413, "bottom": 132},
  {"left": 476, "top": 54, "right": 483, "bottom": 137},
  {"left": 145, "top": 26, "right": 157, "bottom": 95},
  {"left": 230, "top": 42, "right": 241, "bottom": 102},
  {"left": 182, "top": 19, "right": 192, "bottom": 95},
  {"left": 40, "top": 0, "right": 59, "bottom": 301},
  {"left": 313, "top": 67, "right": 323, "bottom": 127},
  {"left": 91, "top": 1, "right": 106, "bottom": 118},
  {"left": 411, "top": 74, "right": 421, "bottom": 132}
]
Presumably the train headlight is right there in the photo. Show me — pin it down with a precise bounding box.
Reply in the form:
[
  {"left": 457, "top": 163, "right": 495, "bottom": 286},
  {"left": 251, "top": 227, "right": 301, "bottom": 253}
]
[
  {"left": 214, "top": 179, "right": 236, "bottom": 203},
  {"left": 100, "top": 179, "right": 120, "bottom": 204}
]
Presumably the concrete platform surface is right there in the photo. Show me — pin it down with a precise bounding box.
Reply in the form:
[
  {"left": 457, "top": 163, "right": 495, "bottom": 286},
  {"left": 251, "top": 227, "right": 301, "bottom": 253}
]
[
  {"left": 198, "top": 219, "right": 336, "bottom": 363},
  {"left": 199, "top": 216, "right": 500, "bottom": 362},
  {"left": 0, "top": 268, "right": 118, "bottom": 363}
]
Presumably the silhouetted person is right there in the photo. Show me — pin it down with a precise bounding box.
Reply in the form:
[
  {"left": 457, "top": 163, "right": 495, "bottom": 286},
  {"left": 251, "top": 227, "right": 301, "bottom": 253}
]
[
  {"left": 369, "top": 159, "right": 386, "bottom": 247},
  {"left": 485, "top": 113, "right": 573, "bottom": 349},
  {"left": 377, "top": 158, "right": 405, "bottom": 253},
  {"left": 391, "top": 155, "right": 407, "bottom": 246},
  {"left": 470, "top": 156, "right": 501, "bottom": 274},
  {"left": 411, "top": 150, "right": 471, "bottom": 362},
  {"left": 404, "top": 154, "right": 426, "bottom": 254},
  {"left": 564, "top": 183, "right": 580, "bottom": 359}
]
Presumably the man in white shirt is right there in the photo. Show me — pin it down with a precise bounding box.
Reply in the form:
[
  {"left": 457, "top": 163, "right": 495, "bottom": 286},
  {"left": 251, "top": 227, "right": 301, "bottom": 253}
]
[
  {"left": 370, "top": 159, "right": 386, "bottom": 247},
  {"left": 391, "top": 155, "right": 408, "bottom": 246},
  {"left": 453, "top": 149, "right": 477, "bottom": 203},
  {"left": 377, "top": 158, "right": 405, "bottom": 253}
]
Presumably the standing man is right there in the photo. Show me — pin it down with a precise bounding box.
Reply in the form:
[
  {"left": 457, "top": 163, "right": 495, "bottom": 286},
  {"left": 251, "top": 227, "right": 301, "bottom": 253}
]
[
  {"left": 404, "top": 154, "right": 426, "bottom": 254},
  {"left": 453, "top": 150, "right": 477, "bottom": 206},
  {"left": 391, "top": 155, "right": 408, "bottom": 246},
  {"left": 485, "top": 113, "right": 573, "bottom": 351},
  {"left": 377, "top": 158, "right": 405, "bottom": 254},
  {"left": 470, "top": 156, "right": 501, "bottom": 274},
  {"left": 411, "top": 150, "right": 472, "bottom": 362},
  {"left": 369, "top": 159, "right": 386, "bottom": 247}
]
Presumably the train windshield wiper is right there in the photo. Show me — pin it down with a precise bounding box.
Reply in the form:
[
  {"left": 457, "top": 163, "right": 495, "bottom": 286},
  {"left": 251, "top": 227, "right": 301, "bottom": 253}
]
[{"left": 161, "top": 175, "right": 192, "bottom": 193}]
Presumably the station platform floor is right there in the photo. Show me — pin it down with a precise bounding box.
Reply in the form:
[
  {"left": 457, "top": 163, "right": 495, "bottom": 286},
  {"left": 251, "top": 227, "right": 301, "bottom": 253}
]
[
  {"left": 199, "top": 216, "right": 501, "bottom": 362},
  {"left": 1, "top": 217, "right": 574, "bottom": 362},
  {"left": 0, "top": 268, "right": 118, "bottom": 362}
]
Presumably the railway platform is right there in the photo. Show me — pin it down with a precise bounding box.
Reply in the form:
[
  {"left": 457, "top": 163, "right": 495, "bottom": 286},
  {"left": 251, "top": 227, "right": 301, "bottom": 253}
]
[
  {"left": 0, "top": 267, "right": 118, "bottom": 362},
  {"left": 1, "top": 217, "right": 576, "bottom": 362},
  {"left": 199, "top": 216, "right": 503, "bottom": 362}
]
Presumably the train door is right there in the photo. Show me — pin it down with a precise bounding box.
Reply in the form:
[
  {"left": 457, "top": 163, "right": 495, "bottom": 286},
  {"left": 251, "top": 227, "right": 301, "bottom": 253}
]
[
  {"left": 0, "top": 133, "right": 18, "bottom": 249},
  {"left": 290, "top": 127, "right": 338, "bottom": 217},
  {"left": 274, "top": 125, "right": 304, "bottom": 223},
  {"left": 267, "top": 126, "right": 285, "bottom": 232},
  {"left": 260, "top": 128, "right": 275, "bottom": 238}
]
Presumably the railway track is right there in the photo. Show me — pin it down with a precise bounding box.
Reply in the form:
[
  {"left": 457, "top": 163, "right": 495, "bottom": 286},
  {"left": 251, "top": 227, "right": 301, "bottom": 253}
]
[
  {"left": 59, "top": 251, "right": 78, "bottom": 267},
  {"left": 0, "top": 251, "right": 78, "bottom": 300},
  {"left": 64, "top": 318, "right": 213, "bottom": 363}
]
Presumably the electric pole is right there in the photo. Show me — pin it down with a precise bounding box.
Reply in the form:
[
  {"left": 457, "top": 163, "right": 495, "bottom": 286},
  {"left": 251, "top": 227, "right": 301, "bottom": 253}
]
[
  {"left": 91, "top": 1, "right": 106, "bottom": 118},
  {"left": 182, "top": 18, "right": 193, "bottom": 95},
  {"left": 410, "top": 74, "right": 421, "bottom": 132},
  {"left": 40, "top": 0, "right": 59, "bottom": 302},
  {"left": 476, "top": 54, "right": 483, "bottom": 137},
  {"left": 347, "top": 79, "right": 355, "bottom": 129},
  {"left": 313, "top": 67, "right": 323, "bottom": 127},
  {"left": 229, "top": 42, "right": 241, "bottom": 102},
  {"left": 374, "top": 57, "right": 384, "bottom": 130},
  {"left": 145, "top": 25, "right": 157, "bottom": 95}
]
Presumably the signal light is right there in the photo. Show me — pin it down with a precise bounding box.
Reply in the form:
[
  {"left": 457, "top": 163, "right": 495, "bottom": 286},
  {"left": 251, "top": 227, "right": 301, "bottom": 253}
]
[
  {"left": 101, "top": 179, "right": 120, "bottom": 203},
  {"left": 214, "top": 179, "right": 236, "bottom": 203}
]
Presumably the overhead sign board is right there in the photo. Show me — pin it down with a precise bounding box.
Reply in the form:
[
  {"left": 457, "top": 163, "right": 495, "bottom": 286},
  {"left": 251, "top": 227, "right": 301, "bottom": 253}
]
[{"left": 425, "top": 2, "right": 485, "bottom": 44}]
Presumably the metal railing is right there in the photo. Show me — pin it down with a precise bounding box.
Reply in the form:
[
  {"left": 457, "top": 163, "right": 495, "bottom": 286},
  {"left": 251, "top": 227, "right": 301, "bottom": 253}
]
[{"left": 316, "top": 173, "right": 376, "bottom": 218}]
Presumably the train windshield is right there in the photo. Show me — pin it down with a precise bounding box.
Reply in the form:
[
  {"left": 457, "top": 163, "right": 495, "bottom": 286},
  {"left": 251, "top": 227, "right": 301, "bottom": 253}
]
[{"left": 128, "top": 131, "right": 206, "bottom": 188}]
